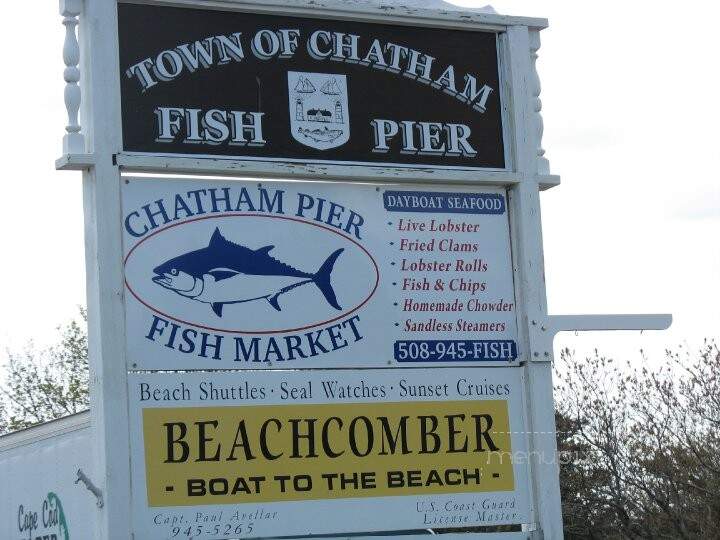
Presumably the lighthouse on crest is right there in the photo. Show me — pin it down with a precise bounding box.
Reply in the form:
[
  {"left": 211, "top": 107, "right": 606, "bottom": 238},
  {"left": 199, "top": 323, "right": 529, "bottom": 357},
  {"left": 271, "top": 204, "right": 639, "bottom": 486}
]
[{"left": 335, "top": 100, "right": 343, "bottom": 123}]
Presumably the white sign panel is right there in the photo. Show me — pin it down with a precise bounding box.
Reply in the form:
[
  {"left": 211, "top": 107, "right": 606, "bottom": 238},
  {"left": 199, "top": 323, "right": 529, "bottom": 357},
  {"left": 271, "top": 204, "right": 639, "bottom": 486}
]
[
  {"left": 122, "top": 178, "right": 518, "bottom": 370},
  {"left": 129, "top": 367, "right": 531, "bottom": 539}
]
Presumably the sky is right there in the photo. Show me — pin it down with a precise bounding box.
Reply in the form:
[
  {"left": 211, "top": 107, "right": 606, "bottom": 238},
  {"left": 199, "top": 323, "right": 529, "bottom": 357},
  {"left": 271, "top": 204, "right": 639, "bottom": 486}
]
[{"left": 0, "top": 0, "right": 717, "bottom": 364}]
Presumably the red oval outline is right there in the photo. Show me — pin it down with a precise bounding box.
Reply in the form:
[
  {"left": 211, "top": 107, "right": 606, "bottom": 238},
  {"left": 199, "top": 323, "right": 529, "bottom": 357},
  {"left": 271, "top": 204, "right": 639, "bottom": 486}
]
[{"left": 124, "top": 214, "right": 380, "bottom": 334}]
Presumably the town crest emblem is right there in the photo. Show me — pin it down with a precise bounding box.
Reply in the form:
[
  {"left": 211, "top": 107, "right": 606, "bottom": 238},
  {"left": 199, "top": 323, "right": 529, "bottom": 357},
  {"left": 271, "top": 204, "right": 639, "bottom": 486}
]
[{"left": 288, "top": 71, "right": 350, "bottom": 150}]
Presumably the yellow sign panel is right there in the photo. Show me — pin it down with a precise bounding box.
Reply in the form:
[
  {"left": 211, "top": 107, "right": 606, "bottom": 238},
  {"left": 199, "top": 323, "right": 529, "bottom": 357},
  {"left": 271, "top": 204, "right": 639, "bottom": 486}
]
[{"left": 143, "top": 400, "right": 513, "bottom": 506}]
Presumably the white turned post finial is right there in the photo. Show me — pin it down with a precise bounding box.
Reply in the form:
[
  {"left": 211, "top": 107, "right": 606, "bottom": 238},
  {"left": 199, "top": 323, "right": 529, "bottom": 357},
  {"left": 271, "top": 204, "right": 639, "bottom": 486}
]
[
  {"left": 529, "top": 31, "right": 549, "bottom": 175},
  {"left": 60, "top": 0, "right": 84, "bottom": 154}
]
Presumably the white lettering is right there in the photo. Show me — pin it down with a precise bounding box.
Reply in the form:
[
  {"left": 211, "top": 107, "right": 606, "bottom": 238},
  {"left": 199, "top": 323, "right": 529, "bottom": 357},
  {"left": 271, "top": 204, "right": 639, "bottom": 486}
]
[
  {"left": 177, "top": 38, "right": 215, "bottom": 72},
  {"left": 371, "top": 119, "right": 399, "bottom": 153},
  {"left": 215, "top": 33, "right": 245, "bottom": 64},
  {"left": 153, "top": 50, "right": 184, "bottom": 81},
  {"left": 371, "top": 119, "right": 476, "bottom": 158},
  {"left": 154, "top": 107, "right": 267, "bottom": 147},
  {"left": 251, "top": 29, "right": 281, "bottom": 60},
  {"left": 125, "top": 58, "right": 157, "bottom": 91},
  {"left": 230, "top": 111, "right": 266, "bottom": 146},
  {"left": 155, "top": 107, "right": 185, "bottom": 142},
  {"left": 460, "top": 74, "right": 494, "bottom": 112},
  {"left": 307, "top": 30, "right": 332, "bottom": 60},
  {"left": 433, "top": 65, "right": 458, "bottom": 95},
  {"left": 360, "top": 39, "right": 388, "bottom": 69},
  {"left": 405, "top": 49, "right": 434, "bottom": 84},
  {"left": 331, "top": 32, "right": 361, "bottom": 63},
  {"left": 277, "top": 29, "right": 300, "bottom": 58}
]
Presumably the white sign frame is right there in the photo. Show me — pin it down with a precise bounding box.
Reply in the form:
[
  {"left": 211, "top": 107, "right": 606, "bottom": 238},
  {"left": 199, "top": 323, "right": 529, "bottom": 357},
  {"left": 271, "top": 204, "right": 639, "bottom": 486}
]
[
  {"left": 58, "top": 1, "right": 582, "bottom": 539},
  {"left": 59, "top": 0, "right": 672, "bottom": 536}
]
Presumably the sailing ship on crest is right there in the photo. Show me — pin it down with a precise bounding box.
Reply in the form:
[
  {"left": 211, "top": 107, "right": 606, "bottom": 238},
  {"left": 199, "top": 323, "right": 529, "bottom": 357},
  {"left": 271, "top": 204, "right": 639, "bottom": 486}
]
[
  {"left": 294, "top": 76, "right": 316, "bottom": 93},
  {"left": 320, "top": 78, "right": 342, "bottom": 95}
]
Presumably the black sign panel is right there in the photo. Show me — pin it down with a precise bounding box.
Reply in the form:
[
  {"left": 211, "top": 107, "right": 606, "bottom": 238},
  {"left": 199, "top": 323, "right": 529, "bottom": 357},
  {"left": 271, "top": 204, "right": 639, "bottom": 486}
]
[{"left": 118, "top": 3, "right": 505, "bottom": 170}]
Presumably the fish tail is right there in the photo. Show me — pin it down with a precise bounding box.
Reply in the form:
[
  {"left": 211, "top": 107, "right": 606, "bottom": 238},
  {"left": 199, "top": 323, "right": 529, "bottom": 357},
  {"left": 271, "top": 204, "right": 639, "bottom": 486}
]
[{"left": 314, "top": 248, "right": 344, "bottom": 310}]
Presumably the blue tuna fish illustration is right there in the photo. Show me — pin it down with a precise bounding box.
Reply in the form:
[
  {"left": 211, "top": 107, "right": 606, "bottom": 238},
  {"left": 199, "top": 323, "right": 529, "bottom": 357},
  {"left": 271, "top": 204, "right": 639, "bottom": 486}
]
[{"left": 152, "top": 228, "right": 343, "bottom": 317}]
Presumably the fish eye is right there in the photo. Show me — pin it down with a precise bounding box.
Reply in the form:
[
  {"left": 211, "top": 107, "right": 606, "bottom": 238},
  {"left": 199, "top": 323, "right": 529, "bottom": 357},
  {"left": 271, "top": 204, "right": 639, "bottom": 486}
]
[{"left": 170, "top": 268, "right": 179, "bottom": 276}]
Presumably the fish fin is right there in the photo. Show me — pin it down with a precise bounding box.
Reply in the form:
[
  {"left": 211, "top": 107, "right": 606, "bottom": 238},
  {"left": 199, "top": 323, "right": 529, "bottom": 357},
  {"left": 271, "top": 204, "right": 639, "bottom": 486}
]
[
  {"left": 255, "top": 245, "right": 275, "bottom": 255},
  {"left": 314, "top": 248, "right": 344, "bottom": 310},
  {"left": 267, "top": 295, "right": 282, "bottom": 312},
  {"left": 207, "top": 270, "right": 238, "bottom": 281},
  {"left": 211, "top": 303, "right": 224, "bottom": 317},
  {"left": 209, "top": 227, "right": 227, "bottom": 248}
]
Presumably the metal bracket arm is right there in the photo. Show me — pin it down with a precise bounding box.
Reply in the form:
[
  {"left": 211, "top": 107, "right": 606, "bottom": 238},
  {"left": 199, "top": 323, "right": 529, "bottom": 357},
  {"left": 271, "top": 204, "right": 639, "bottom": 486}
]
[
  {"left": 75, "top": 468, "right": 105, "bottom": 508},
  {"left": 548, "top": 314, "right": 672, "bottom": 334},
  {"left": 529, "top": 314, "right": 672, "bottom": 361}
]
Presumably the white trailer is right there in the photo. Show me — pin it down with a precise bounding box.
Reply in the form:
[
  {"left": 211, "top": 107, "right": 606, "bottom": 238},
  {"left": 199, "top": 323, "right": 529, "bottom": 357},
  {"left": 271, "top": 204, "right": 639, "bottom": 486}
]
[{"left": 0, "top": 412, "right": 97, "bottom": 540}]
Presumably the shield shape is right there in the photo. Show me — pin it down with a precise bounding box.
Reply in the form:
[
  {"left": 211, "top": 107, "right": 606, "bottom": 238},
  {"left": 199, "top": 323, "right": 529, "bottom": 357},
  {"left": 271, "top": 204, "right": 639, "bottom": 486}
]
[{"left": 288, "top": 71, "right": 350, "bottom": 150}]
